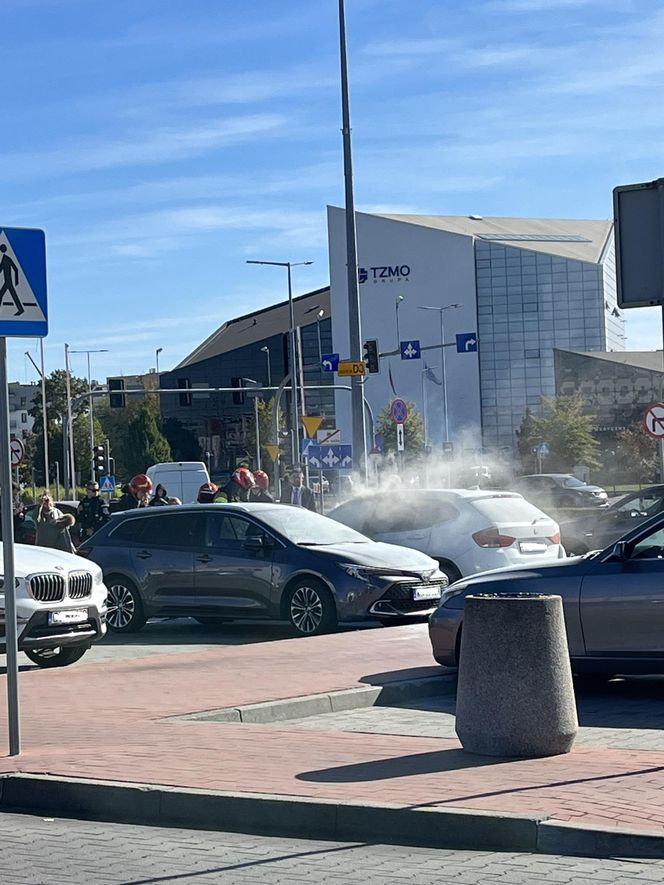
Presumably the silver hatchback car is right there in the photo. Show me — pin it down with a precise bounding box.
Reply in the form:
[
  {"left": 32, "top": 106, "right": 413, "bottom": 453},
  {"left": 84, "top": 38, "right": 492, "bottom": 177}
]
[{"left": 429, "top": 509, "right": 664, "bottom": 675}]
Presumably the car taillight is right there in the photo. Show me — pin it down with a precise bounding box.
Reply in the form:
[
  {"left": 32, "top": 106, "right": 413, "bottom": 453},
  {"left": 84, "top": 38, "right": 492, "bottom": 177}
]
[
  {"left": 549, "top": 532, "right": 561, "bottom": 544},
  {"left": 76, "top": 546, "right": 91, "bottom": 558},
  {"left": 472, "top": 527, "right": 515, "bottom": 548}
]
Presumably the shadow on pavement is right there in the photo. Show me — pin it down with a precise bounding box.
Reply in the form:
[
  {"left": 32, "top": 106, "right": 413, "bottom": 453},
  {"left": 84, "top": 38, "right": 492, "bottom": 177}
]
[
  {"left": 98, "top": 619, "right": 296, "bottom": 647},
  {"left": 359, "top": 666, "right": 451, "bottom": 686},
  {"left": 297, "top": 747, "right": 499, "bottom": 783}
]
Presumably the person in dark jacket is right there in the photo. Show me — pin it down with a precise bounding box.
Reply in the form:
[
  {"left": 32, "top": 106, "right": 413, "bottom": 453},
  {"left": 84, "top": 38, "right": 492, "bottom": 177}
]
[
  {"left": 77, "top": 480, "right": 110, "bottom": 539},
  {"left": 36, "top": 495, "right": 76, "bottom": 552},
  {"left": 280, "top": 466, "right": 317, "bottom": 511},
  {"left": 116, "top": 474, "right": 152, "bottom": 512},
  {"left": 149, "top": 484, "right": 170, "bottom": 506}
]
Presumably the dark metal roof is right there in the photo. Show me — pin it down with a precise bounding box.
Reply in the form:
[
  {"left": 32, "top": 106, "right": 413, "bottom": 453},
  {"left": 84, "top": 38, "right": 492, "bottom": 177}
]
[{"left": 175, "top": 286, "right": 330, "bottom": 369}]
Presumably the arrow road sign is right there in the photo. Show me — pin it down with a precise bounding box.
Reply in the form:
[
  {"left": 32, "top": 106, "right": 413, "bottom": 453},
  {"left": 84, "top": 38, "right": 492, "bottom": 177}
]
[
  {"left": 456, "top": 332, "right": 478, "bottom": 353},
  {"left": 400, "top": 340, "right": 421, "bottom": 360},
  {"left": 396, "top": 423, "right": 405, "bottom": 452},
  {"left": 9, "top": 438, "right": 24, "bottom": 467},
  {"left": 306, "top": 444, "right": 352, "bottom": 470},
  {"left": 321, "top": 353, "right": 339, "bottom": 372},
  {"left": 644, "top": 403, "right": 664, "bottom": 438},
  {"left": 0, "top": 229, "right": 47, "bottom": 337}
]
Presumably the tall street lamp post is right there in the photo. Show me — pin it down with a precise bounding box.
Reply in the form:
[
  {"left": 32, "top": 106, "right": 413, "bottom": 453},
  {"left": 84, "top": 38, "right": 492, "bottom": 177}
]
[
  {"left": 70, "top": 348, "right": 109, "bottom": 481},
  {"left": 156, "top": 347, "right": 163, "bottom": 375},
  {"left": 246, "top": 259, "right": 313, "bottom": 465},
  {"left": 260, "top": 345, "right": 271, "bottom": 387},
  {"left": 315, "top": 309, "right": 325, "bottom": 365},
  {"left": 395, "top": 295, "right": 404, "bottom": 347},
  {"left": 417, "top": 304, "right": 460, "bottom": 443}
]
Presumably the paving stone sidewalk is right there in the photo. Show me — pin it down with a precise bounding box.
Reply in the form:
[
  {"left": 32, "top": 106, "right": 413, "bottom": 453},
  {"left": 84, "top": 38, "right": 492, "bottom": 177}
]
[
  {"left": 2, "top": 812, "right": 664, "bottom": 885},
  {"left": 0, "top": 624, "right": 662, "bottom": 838}
]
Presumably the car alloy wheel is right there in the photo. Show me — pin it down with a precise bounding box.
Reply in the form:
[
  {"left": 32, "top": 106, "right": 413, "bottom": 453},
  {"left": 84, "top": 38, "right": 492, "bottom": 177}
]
[
  {"left": 24, "top": 646, "right": 87, "bottom": 668},
  {"left": 287, "top": 579, "right": 337, "bottom": 636},
  {"left": 106, "top": 578, "right": 146, "bottom": 632}
]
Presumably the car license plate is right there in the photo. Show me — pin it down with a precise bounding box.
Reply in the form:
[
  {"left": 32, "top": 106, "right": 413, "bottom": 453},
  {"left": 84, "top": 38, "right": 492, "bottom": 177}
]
[
  {"left": 48, "top": 609, "right": 87, "bottom": 626},
  {"left": 412, "top": 584, "right": 443, "bottom": 601},
  {"left": 519, "top": 542, "right": 547, "bottom": 554}
]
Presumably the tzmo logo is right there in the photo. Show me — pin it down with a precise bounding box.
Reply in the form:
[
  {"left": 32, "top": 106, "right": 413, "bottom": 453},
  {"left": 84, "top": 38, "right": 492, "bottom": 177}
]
[{"left": 358, "top": 264, "right": 411, "bottom": 284}]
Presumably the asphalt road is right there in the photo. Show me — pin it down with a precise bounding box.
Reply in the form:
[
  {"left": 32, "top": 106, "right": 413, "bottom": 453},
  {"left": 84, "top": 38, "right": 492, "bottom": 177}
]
[{"left": 1, "top": 812, "right": 663, "bottom": 884}]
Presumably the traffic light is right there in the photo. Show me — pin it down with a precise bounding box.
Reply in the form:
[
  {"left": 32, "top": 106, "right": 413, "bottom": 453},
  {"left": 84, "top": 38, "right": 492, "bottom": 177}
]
[
  {"left": 108, "top": 377, "right": 125, "bottom": 408},
  {"left": 93, "top": 444, "right": 106, "bottom": 476},
  {"left": 363, "top": 339, "right": 380, "bottom": 374}
]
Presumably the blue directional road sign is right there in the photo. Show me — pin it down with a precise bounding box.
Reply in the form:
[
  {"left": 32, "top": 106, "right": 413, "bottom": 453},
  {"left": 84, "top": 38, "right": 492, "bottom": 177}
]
[
  {"left": 400, "top": 340, "right": 421, "bottom": 360},
  {"left": 0, "top": 228, "right": 47, "bottom": 337},
  {"left": 321, "top": 353, "right": 340, "bottom": 372},
  {"left": 456, "top": 332, "right": 478, "bottom": 353},
  {"left": 306, "top": 445, "right": 353, "bottom": 470},
  {"left": 99, "top": 475, "right": 116, "bottom": 493}
]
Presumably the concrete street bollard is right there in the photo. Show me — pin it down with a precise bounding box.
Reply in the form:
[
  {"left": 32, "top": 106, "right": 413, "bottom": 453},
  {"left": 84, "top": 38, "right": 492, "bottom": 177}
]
[{"left": 455, "top": 593, "right": 578, "bottom": 758}]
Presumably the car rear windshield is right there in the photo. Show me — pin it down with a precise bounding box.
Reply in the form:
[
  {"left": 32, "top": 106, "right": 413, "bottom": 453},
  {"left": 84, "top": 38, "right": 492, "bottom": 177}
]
[
  {"left": 471, "top": 496, "right": 554, "bottom": 524},
  {"left": 561, "top": 476, "right": 585, "bottom": 488},
  {"left": 258, "top": 508, "right": 369, "bottom": 546}
]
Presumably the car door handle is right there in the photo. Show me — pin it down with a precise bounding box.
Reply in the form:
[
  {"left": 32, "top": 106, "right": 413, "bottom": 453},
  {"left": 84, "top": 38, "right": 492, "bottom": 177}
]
[
  {"left": 136, "top": 550, "right": 152, "bottom": 560},
  {"left": 196, "top": 555, "right": 212, "bottom": 563}
]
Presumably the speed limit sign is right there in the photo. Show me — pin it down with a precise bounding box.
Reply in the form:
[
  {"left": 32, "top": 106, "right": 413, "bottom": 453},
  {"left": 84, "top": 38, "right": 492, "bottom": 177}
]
[{"left": 9, "top": 438, "right": 24, "bottom": 468}]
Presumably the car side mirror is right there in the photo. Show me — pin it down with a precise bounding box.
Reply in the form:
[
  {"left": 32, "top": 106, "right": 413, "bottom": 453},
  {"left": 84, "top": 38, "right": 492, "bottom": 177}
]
[
  {"left": 243, "top": 536, "right": 266, "bottom": 551},
  {"left": 611, "top": 540, "right": 629, "bottom": 561}
]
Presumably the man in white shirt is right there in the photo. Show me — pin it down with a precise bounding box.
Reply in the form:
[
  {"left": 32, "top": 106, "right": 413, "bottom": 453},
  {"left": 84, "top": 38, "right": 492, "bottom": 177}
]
[{"left": 280, "top": 466, "right": 317, "bottom": 511}]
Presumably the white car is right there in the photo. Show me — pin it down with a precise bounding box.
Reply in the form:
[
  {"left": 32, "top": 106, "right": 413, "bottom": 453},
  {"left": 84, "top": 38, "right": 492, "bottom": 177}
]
[
  {"left": 3, "top": 543, "right": 107, "bottom": 668},
  {"left": 328, "top": 489, "right": 565, "bottom": 584}
]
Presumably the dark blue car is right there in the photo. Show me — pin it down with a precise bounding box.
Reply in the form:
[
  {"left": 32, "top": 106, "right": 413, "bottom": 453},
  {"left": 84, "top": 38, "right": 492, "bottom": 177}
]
[{"left": 77, "top": 503, "right": 447, "bottom": 636}]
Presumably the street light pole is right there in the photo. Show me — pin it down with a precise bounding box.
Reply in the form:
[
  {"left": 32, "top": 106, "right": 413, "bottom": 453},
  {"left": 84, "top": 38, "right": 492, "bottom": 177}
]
[
  {"left": 156, "top": 347, "right": 163, "bottom": 375},
  {"left": 395, "top": 295, "right": 404, "bottom": 347},
  {"left": 260, "top": 346, "right": 271, "bottom": 387},
  {"left": 246, "top": 259, "right": 313, "bottom": 466},
  {"left": 25, "top": 347, "right": 49, "bottom": 491},
  {"left": 338, "top": 0, "right": 367, "bottom": 479},
  {"left": 64, "top": 344, "right": 74, "bottom": 496},
  {"left": 316, "top": 309, "right": 325, "bottom": 365},
  {"left": 70, "top": 348, "right": 109, "bottom": 481},
  {"left": 417, "top": 304, "right": 460, "bottom": 444}
]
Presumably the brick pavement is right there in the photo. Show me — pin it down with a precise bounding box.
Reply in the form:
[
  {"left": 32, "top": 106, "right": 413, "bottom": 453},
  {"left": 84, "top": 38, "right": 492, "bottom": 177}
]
[
  {"left": 2, "top": 812, "right": 664, "bottom": 884},
  {"left": 0, "top": 624, "right": 663, "bottom": 837}
]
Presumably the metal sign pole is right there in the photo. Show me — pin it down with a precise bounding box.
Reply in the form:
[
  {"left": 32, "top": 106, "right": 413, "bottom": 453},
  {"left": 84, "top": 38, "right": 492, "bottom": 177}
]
[{"left": 0, "top": 338, "right": 20, "bottom": 755}]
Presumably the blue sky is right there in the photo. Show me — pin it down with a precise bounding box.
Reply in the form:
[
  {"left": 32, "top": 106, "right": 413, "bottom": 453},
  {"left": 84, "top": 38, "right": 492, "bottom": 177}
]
[{"left": 7, "top": 0, "right": 664, "bottom": 383}]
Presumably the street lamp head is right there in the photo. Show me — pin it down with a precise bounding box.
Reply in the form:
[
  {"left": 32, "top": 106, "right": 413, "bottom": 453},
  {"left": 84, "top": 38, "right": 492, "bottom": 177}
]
[
  {"left": 156, "top": 347, "right": 163, "bottom": 355},
  {"left": 260, "top": 345, "right": 269, "bottom": 353},
  {"left": 317, "top": 309, "right": 325, "bottom": 319},
  {"left": 397, "top": 295, "right": 405, "bottom": 304}
]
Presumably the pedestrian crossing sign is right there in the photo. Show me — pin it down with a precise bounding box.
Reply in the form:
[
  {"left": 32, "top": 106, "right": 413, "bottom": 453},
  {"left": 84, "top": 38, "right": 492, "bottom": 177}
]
[
  {"left": 99, "top": 475, "right": 116, "bottom": 493},
  {"left": 0, "top": 228, "right": 47, "bottom": 337}
]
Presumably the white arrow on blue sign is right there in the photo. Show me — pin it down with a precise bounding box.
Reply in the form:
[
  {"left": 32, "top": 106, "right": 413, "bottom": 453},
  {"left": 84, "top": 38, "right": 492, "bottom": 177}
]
[
  {"left": 321, "top": 353, "right": 340, "bottom": 372},
  {"left": 456, "top": 332, "right": 478, "bottom": 353},
  {"left": 306, "top": 444, "right": 352, "bottom": 470},
  {"left": 400, "top": 340, "right": 421, "bottom": 360}
]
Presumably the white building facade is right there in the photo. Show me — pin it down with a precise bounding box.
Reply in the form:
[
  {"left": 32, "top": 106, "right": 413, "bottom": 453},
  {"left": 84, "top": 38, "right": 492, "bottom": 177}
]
[{"left": 328, "top": 209, "right": 624, "bottom": 456}]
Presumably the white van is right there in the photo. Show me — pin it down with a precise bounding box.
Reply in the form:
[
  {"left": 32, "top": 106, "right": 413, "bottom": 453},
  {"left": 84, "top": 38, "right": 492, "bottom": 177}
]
[{"left": 146, "top": 462, "right": 210, "bottom": 505}]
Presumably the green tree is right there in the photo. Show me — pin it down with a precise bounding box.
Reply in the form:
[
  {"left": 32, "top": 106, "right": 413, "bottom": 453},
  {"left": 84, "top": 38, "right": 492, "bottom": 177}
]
[
  {"left": 245, "top": 397, "right": 286, "bottom": 473},
  {"left": 120, "top": 403, "right": 172, "bottom": 477},
  {"left": 614, "top": 423, "right": 659, "bottom": 483},
  {"left": 162, "top": 418, "right": 202, "bottom": 462},
  {"left": 376, "top": 401, "right": 425, "bottom": 458},
  {"left": 516, "top": 394, "right": 600, "bottom": 472}
]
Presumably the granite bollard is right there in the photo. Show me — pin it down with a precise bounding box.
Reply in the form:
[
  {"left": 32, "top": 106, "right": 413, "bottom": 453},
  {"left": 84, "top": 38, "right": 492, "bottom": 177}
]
[{"left": 455, "top": 593, "right": 578, "bottom": 758}]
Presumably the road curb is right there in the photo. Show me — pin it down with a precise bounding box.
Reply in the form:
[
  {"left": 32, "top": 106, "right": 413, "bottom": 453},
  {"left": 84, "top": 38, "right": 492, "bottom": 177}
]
[
  {"left": 179, "top": 674, "right": 457, "bottom": 725},
  {"left": 2, "top": 773, "right": 664, "bottom": 857}
]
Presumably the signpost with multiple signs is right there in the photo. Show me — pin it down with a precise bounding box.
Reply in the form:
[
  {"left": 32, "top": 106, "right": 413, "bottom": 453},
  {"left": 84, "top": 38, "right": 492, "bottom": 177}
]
[{"left": 0, "top": 226, "right": 48, "bottom": 757}]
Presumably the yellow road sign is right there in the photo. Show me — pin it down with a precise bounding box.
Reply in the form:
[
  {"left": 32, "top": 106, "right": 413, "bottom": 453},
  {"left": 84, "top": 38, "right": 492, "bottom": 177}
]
[
  {"left": 337, "top": 360, "right": 366, "bottom": 376},
  {"left": 265, "top": 445, "right": 280, "bottom": 462},
  {"left": 301, "top": 415, "right": 323, "bottom": 438}
]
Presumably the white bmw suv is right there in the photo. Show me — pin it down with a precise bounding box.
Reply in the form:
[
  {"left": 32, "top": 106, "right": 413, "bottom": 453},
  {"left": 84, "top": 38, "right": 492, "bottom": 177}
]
[{"left": 4, "top": 543, "right": 107, "bottom": 668}]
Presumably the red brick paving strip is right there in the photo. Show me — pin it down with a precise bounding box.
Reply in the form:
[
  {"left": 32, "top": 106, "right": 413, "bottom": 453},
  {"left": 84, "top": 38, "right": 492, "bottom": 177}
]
[{"left": 0, "top": 624, "right": 662, "bottom": 835}]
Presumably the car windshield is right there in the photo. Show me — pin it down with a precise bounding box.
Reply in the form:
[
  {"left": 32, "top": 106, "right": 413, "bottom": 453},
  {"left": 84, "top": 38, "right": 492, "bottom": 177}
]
[
  {"left": 561, "top": 476, "right": 586, "bottom": 488},
  {"left": 257, "top": 507, "right": 369, "bottom": 546}
]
